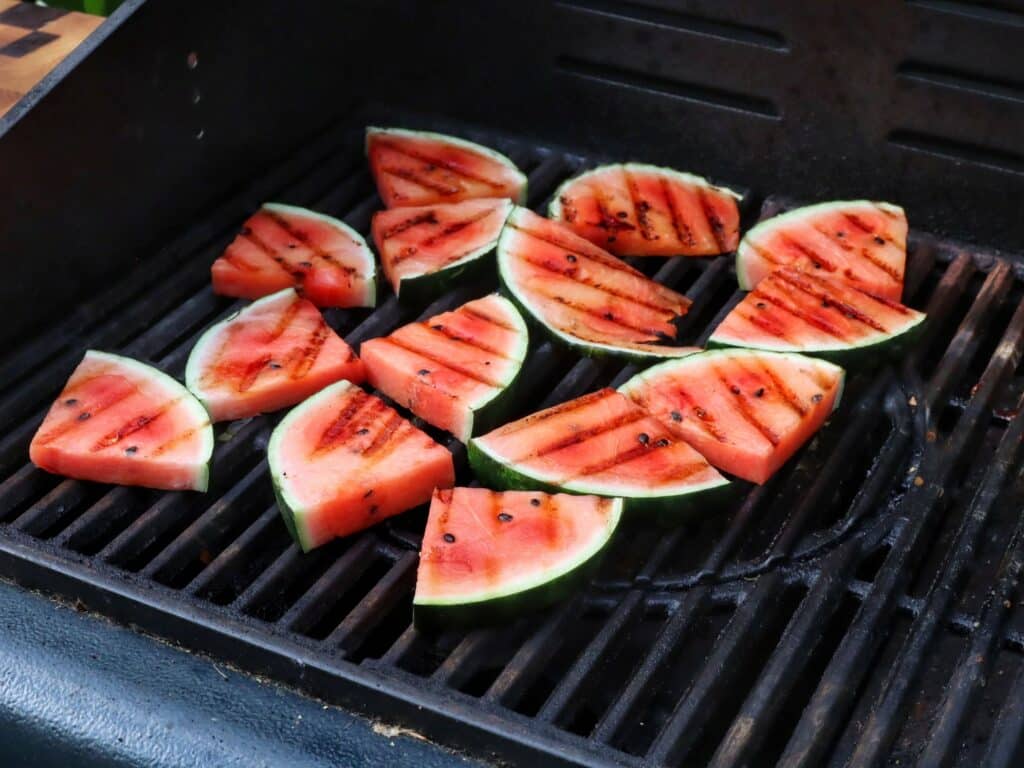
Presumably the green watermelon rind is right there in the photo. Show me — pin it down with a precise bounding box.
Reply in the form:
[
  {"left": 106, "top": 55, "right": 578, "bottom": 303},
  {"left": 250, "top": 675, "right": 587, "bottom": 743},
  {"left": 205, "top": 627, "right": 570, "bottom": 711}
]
[
  {"left": 496, "top": 209, "right": 701, "bottom": 363},
  {"left": 365, "top": 126, "right": 529, "bottom": 205},
  {"left": 87, "top": 350, "right": 215, "bottom": 493},
  {"left": 457, "top": 294, "right": 530, "bottom": 440},
  {"left": 735, "top": 200, "right": 905, "bottom": 291},
  {"left": 467, "top": 438, "right": 733, "bottom": 520},
  {"left": 261, "top": 202, "right": 378, "bottom": 308},
  {"left": 619, "top": 348, "right": 846, "bottom": 420},
  {"left": 707, "top": 311, "right": 927, "bottom": 366},
  {"left": 412, "top": 497, "right": 622, "bottom": 630},
  {"left": 390, "top": 199, "right": 515, "bottom": 305},
  {"left": 548, "top": 162, "right": 743, "bottom": 232},
  {"left": 267, "top": 378, "right": 362, "bottom": 553}
]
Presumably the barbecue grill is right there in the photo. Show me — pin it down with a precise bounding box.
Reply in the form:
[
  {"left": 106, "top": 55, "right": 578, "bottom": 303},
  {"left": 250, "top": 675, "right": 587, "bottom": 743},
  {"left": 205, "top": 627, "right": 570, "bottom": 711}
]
[{"left": 2, "top": 1, "right": 1023, "bottom": 765}]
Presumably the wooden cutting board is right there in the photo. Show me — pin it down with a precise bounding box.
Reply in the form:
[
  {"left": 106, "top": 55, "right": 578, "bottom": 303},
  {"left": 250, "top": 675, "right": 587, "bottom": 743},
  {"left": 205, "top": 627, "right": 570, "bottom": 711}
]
[{"left": 0, "top": 0, "right": 102, "bottom": 117}]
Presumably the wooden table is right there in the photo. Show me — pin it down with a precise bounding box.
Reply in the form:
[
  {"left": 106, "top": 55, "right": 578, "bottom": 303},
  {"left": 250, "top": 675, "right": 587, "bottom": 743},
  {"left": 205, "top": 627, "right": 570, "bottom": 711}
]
[{"left": 0, "top": 0, "right": 102, "bottom": 117}]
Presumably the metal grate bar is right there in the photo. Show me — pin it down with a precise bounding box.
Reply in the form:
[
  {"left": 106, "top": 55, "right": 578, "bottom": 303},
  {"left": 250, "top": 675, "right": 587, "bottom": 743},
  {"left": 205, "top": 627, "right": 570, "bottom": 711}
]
[
  {"left": 326, "top": 551, "right": 418, "bottom": 655},
  {"left": 183, "top": 505, "right": 284, "bottom": 599},
  {"left": 431, "top": 629, "right": 505, "bottom": 689},
  {"left": 981, "top": 655, "right": 1024, "bottom": 768},
  {"left": 231, "top": 543, "right": 311, "bottom": 615}
]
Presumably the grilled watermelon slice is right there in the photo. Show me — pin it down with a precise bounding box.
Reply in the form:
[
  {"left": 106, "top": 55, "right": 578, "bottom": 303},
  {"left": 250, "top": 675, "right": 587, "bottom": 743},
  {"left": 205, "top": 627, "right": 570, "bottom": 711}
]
[
  {"left": 549, "top": 163, "right": 742, "bottom": 257},
  {"left": 497, "top": 207, "right": 699, "bottom": 361},
  {"left": 414, "top": 487, "right": 622, "bottom": 630},
  {"left": 360, "top": 294, "right": 527, "bottom": 442},
  {"left": 372, "top": 197, "right": 513, "bottom": 303},
  {"left": 736, "top": 200, "right": 907, "bottom": 302},
  {"left": 30, "top": 351, "right": 213, "bottom": 491},
  {"left": 268, "top": 380, "right": 454, "bottom": 551},
  {"left": 366, "top": 127, "right": 527, "bottom": 208},
  {"left": 211, "top": 203, "right": 376, "bottom": 308},
  {"left": 469, "top": 388, "right": 729, "bottom": 516},
  {"left": 619, "top": 349, "right": 844, "bottom": 485},
  {"left": 186, "top": 288, "right": 365, "bottom": 422},
  {"left": 709, "top": 267, "right": 926, "bottom": 363}
]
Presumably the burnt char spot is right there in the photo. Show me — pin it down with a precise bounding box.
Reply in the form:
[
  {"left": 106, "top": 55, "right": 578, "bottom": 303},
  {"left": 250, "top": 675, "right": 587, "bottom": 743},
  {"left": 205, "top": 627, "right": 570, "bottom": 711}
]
[
  {"left": 670, "top": 410, "right": 682, "bottom": 422},
  {"left": 64, "top": 398, "right": 78, "bottom": 406},
  {"left": 530, "top": 498, "right": 541, "bottom": 507},
  {"left": 637, "top": 433, "right": 650, "bottom": 445},
  {"left": 498, "top": 512, "right": 513, "bottom": 522},
  {"left": 443, "top": 533, "right": 456, "bottom": 543},
  {"left": 78, "top": 412, "right": 91, "bottom": 421}
]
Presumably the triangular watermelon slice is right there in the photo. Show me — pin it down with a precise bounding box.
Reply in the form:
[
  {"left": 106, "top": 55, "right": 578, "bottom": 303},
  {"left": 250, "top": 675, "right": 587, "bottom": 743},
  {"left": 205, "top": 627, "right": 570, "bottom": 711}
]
[
  {"left": 497, "top": 207, "right": 700, "bottom": 361},
  {"left": 268, "top": 380, "right": 455, "bottom": 551},
  {"left": 549, "top": 163, "right": 742, "bottom": 257},
  {"left": 360, "top": 294, "right": 528, "bottom": 442},
  {"left": 469, "top": 388, "right": 730, "bottom": 515},
  {"left": 211, "top": 203, "right": 376, "bottom": 308},
  {"left": 413, "top": 487, "right": 622, "bottom": 630},
  {"left": 736, "top": 200, "right": 907, "bottom": 302},
  {"left": 709, "top": 267, "right": 926, "bottom": 363},
  {"left": 371, "top": 197, "right": 513, "bottom": 303},
  {"left": 619, "top": 349, "right": 845, "bottom": 485},
  {"left": 30, "top": 351, "right": 214, "bottom": 491},
  {"left": 366, "top": 127, "right": 527, "bottom": 208},
  {"left": 186, "top": 288, "right": 366, "bottom": 422}
]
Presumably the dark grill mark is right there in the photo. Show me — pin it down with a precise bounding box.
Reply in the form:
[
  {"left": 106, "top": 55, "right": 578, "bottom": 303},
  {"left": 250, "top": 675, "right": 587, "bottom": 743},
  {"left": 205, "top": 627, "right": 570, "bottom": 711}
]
[
  {"left": 623, "top": 169, "right": 656, "bottom": 241},
  {"left": 778, "top": 234, "right": 839, "bottom": 273},
  {"left": 750, "top": 360, "right": 809, "bottom": 417},
  {"left": 856, "top": 245, "right": 903, "bottom": 283},
  {"left": 381, "top": 337, "right": 498, "bottom": 387},
  {"left": 263, "top": 211, "right": 359, "bottom": 277},
  {"left": 660, "top": 177, "right": 695, "bottom": 248},
  {"left": 314, "top": 390, "right": 373, "bottom": 453},
  {"left": 362, "top": 412, "right": 410, "bottom": 457},
  {"left": 491, "top": 389, "right": 618, "bottom": 437},
  {"left": 150, "top": 422, "right": 210, "bottom": 457},
  {"left": 740, "top": 310, "right": 792, "bottom": 341},
  {"left": 374, "top": 139, "right": 508, "bottom": 189},
  {"left": 696, "top": 187, "right": 726, "bottom": 252},
  {"left": 419, "top": 208, "right": 497, "bottom": 248},
  {"left": 92, "top": 398, "right": 183, "bottom": 451},
  {"left": 528, "top": 410, "right": 647, "bottom": 459},
  {"left": 668, "top": 387, "right": 729, "bottom": 442},
  {"left": 752, "top": 287, "right": 850, "bottom": 340},
  {"left": 747, "top": 241, "right": 785, "bottom": 267},
  {"left": 289, "top": 318, "right": 331, "bottom": 380},
  {"left": 843, "top": 212, "right": 875, "bottom": 234},
  {"left": 35, "top": 384, "right": 138, "bottom": 446},
  {"left": 717, "top": 370, "right": 781, "bottom": 446},
  {"left": 379, "top": 211, "right": 439, "bottom": 240},
  {"left": 590, "top": 183, "right": 636, "bottom": 233},
  {"left": 460, "top": 304, "right": 520, "bottom": 332},
  {"left": 773, "top": 271, "right": 889, "bottom": 332},
  {"left": 421, "top": 322, "right": 512, "bottom": 360},
  {"left": 241, "top": 230, "right": 302, "bottom": 280},
  {"left": 381, "top": 166, "right": 462, "bottom": 196},
  {"left": 815, "top": 224, "right": 854, "bottom": 252}
]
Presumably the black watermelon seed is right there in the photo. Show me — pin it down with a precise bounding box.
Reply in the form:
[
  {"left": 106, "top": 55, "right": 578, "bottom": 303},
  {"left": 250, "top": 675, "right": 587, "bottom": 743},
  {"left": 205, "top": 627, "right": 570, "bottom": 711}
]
[
  {"left": 604, "top": 312, "right": 614, "bottom": 321},
  {"left": 124, "top": 446, "right": 138, "bottom": 455},
  {"left": 268, "top": 361, "right": 282, "bottom": 369},
  {"left": 670, "top": 410, "right": 682, "bottom": 422},
  {"left": 617, "top": 211, "right": 628, "bottom": 218},
  {"left": 299, "top": 261, "right": 312, "bottom": 268},
  {"left": 812, "top": 393, "right": 824, "bottom": 403},
  {"left": 730, "top": 385, "right": 741, "bottom": 395},
  {"left": 64, "top": 398, "right": 78, "bottom": 406},
  {"left": 369, "top": 505, "right": 379, "bottom": 515},
  {"left": 637, "top": 433, "right": 650, "bottom": 445},
  {"left": 241, "top": 226, "right": 252, "bottom": 236},
  {"left": 566, "top": 254, "right": 577, "bottom": 263},
  {"left": 755, "top": 302, "right": 766, "bottom": 309},
  {"left": 874, "top": 235, "right": 885, "bottom": 245},
  {"left": 813, "top": 262, "right": 822, "bottom": 269},
  {"left": 287, "top": 243, "right": 297, "bottom": 249},
  {"left": 418, "top": 369, "right": 430, "bottom": 376},
  {"left": 443, "top": 533, "right": 456, "bottom": 543},
  {"left": 836, "top": 231, "right": 845, "bottom": 238},
  {"left": 498, "top": 512, "right": 514, "bottom": 522},
  {"left": 431, "top": 324, "right": 444, "bottom": 331},
  {"left": 754, "top": 387, "right": 765, "bottom": 398},
  {"left": 530, "top": 498, "right": 541, "bottom": 507},
  {"left": 655, "top": 438, "right": 670, "bottom": 447},
  {"left": 363, "top": 489, "right": 374, "bottom": 498},
  {"left": 357, "top": 428, "right": 370, "bottom": 435},
  {"left": 77, "top": 412, "right": 91, "bottom": 421},
  {"left": 822, "top": 299, "right": 830, "bottom": 308}
]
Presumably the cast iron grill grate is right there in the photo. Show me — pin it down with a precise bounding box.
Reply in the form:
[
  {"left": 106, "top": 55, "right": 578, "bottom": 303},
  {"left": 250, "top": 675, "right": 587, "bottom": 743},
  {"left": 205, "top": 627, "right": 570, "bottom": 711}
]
[{"left": 1, "top": 115, "right": 1023, "bottom": 767}]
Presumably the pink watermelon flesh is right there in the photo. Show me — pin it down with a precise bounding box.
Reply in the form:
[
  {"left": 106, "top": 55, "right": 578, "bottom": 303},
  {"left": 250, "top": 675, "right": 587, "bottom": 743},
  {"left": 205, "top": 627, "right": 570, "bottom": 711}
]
[
  {"left": 499, "top": 207, "right": 698, "bottom": 357},
  {"left": 211, "top": 203, "right": 375, "bottom": 308},
  {"left": 367, "top": 128, "right": 526, "bottom": 208},
  {"left": 710, "top": 267, "right": 926, "bottom": 353},
  {"left": 738, "top": 201, "right": 907, "bottom": 302},
  {"left": 269, "top": 380, "right": 455, "bottom": 551},
  {"left": 473, "top": 388, "right": 727, "bottom": 497},
  {"left": 186, "top": 289, "right": 366, "bottom": 422},
  {"left": 619, "top": 350, "right": 844, "bottom": 485},
  {"left": 551, "top": 164, "right": 741, "bottom": 257},
  {"left": 360, "top": 294, "right": 526, "bottom": 442},
  {"left": 30, "top": 351, "right": 213, "bottom": 491},
  {"left": 372, "top": 198, "right": 512, "bottom": 296},
  {"left": 415, "top": 487, "right": 620, "bottom": 606}
]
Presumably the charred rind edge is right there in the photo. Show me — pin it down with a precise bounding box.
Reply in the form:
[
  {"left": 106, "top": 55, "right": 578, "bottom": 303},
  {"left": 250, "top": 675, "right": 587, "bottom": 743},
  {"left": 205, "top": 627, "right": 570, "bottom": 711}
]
[
  {"left": 364, "top": 126, "right": 529, "bottom": 205},
  {"left": 85, "top": 350, "right": 214, "bottom": 493},
  {"left": 260, "top": 202, "right": 378, "bottom": 308},
  {"left": 467, "top": 439, "right": 733, "bottom": 522},
  {"left": 392, "top": 202, "right": 514, "bottom": 306},
  {"left": 734, "top": 199, "right": 907, "bottom": 292},
  {"left": 707, "top": 312, "right": 928, "bottom": 368},
  {"left": 266, "top": 379, "right": 363, "bottom": 553}
]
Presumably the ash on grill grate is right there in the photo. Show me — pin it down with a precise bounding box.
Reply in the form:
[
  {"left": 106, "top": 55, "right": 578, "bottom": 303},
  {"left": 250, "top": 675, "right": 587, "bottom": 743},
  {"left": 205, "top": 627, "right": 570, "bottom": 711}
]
[{"left": 1, "top": 114, "right": 1024, "bottom": 767}]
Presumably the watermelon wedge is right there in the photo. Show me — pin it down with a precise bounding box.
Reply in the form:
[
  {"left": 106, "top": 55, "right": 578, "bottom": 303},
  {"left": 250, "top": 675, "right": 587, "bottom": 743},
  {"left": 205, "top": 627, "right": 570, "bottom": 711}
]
[
  {"left": 360, "top": 294, "right": 528, "bottom": 442},
  {"left": 30, "top": 351, "right": 213, "bottom": 491},
  {"left": 736, "top": 200, "right": 907, "bottom": 302},
  {"left": 469, "top": 388, "right": 730, "bottom": 515},
  {"left": 497, "top": 207, "right": 699, "bottom": 361},
  {"left": 366, "top": 127, "right": 527, "bottom": 208},
  {"left": 549, "top": 163, "right": 742, "bottom": 257},
  {"left": 372, "top": 197, "right": 513, "bottom": 303},
  {"left": 211, "top": 203, "right": 376, "bottom": 308},
  {"left": 268, "top": 379, "right": 454, "bottom": 551},
  {"left": 186, "top": 288, "right": 365, "bottom": 422},
  {"left": 414, "top": 487, "right": 622, "bottom": 629},
  {"left": 619, "top": 349, "right": 845, "bottom": 485},
  {"left": 709, "top": 267, "right": 926, "bottom": 362}
]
